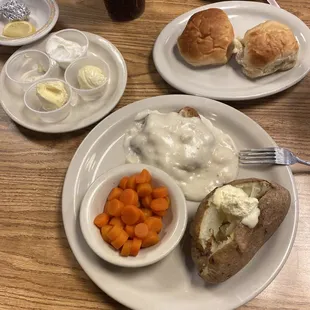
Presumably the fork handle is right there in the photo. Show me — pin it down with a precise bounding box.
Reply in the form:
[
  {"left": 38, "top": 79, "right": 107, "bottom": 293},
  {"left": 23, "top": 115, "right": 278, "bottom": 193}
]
[{"left": 296, "top": 157, "right": 310, "bottom": 166}]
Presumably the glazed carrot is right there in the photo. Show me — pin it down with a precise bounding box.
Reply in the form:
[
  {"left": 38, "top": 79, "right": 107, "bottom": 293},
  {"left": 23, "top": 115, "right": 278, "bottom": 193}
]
[
  {"left": 153, "top": 210, "right": 167, "bottom": 217},
  {"left": 130, "top": 238, "right": 142, "bottom": 256},
  {"left": 152, "top": 187, "right": 168, "bottom": 199},
  {"left": 100, "top": 225, "right": 112, "bottom": 242},
  {"left": 104, "top": 201, "right": 111, "bottom": 213},
  {"left": 125, "top": 225, "right": 135, "bottom": 238},
  {"left": 106, "top": 199, "right": 124, "bottom": 217},
  {"left": 137, "top": 183, "right": 153, "bottom": 198},
  {"left": 121, "top": 205, "right": 141, "bottom": 225},
  {"left": 141, "top": 208, "right": 152, "bottom": 219},
  {"left": 107, "top": 224, "right": 123, "bottom": 241},
  {"left": 126, "top": 175, "right": 136, "bottom": 190},
  {"left": 137, "top": 199, "right": 141, "bottom": 208},
  {"left": 94, "top": 213, "right": 110, "bottom": 228},
  {"left": 141, "top": 195, "right": 152, "bottom": 208},
  {"left": 142, "top": 231, "right": 160, "bottom": 248},
  {"left": 150, "top": 198, "right": 169, "bottom": 212},
  {"left": 120, "top": 240, "right": 132, "bottom": 257},
  {"left": 119, "top": 176, "right": 129, "bottom": 190},
  {"left": 134, "top": 223, "right": 149, "bottom": 239},
  {"left": 109, "top": 217, "right": 125, "bottom": 228},
  {"left": 119, "top": 189, "right": 139, "bottom": 206},
  {"left": 145, "top": 216, "right": 163, "bottom": 233},
  {"left": 138, "top": 209, "right": 146, "bottom": 223},
  {"left": 111, "top": 230, "right": 129, "bottom": 249},
  {"left": 136, "top": 169, "right": 151, "bottom": 184},
  {"left": 107, "top": 187, "right": 123, "bottom": 201}
]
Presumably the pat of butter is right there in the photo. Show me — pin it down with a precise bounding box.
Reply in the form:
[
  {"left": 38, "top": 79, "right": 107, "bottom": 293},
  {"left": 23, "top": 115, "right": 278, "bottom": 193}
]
[
  {"left": 36, "top": 81, "right": 68, "bottom": 109},
  {"left": 77, "top": 65, "right": 106, "bottom": 89}
]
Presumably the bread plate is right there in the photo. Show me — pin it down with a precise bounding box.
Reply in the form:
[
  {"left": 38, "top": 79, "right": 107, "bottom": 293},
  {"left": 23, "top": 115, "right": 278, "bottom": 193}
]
[
  {"left": 0, "top": 32, "right": 127, "bottom": 133},
  {"left": 153, "top": 1, "right": 310, "bottom": 100},
  {"left": 62, "top": 94, "right": 298, "bottom": 310}
]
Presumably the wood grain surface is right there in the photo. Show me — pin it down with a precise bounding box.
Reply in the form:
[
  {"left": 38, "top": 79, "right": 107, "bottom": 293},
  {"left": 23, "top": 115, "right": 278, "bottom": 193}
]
[{"left": 0, "top": 0, "right": 310, "bottom": 309}]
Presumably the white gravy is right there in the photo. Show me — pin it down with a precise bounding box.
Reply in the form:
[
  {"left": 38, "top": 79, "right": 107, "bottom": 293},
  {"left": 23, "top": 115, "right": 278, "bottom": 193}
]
[{"left": 124, "top": 110, "right": 239, "bottom": 201}]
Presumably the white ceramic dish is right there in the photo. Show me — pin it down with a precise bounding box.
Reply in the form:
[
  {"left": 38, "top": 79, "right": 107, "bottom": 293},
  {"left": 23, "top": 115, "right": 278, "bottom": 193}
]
[
  {"left": 62, "top": 95, "right": 298, "bottom": 310},
  {"left": 0, "top": 0, "right": 59, "bottom": 46},
  {"left": 153, "top": 1, "right": 310, "bottom": 100},
  {"left": 80, "top": 164, "right": 188, "bottom": 268},
  {"left": 0, "top": 31, "right": 127, "bottom": 133}
]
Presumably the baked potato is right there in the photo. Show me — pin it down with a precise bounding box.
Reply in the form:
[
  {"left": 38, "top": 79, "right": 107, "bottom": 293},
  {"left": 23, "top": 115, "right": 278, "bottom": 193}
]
[{"left": 190, "top": 178, "right": 291, "bottom": 283}]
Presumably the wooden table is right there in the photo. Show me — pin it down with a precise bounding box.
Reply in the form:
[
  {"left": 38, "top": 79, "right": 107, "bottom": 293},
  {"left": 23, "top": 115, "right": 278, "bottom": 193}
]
[{"left": 0, "top": 0, "right": 309, "bottom": 309}]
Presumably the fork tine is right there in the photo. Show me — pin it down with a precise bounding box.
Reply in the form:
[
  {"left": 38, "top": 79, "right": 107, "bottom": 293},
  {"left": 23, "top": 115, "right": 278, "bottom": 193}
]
[
  {"left": 240, "top": 148, "right": 275, "bottom": 153},
  {"left": 239, "top": 159, "right": 275, "bottom": 164},
  {"left": 239, "top": 156, "right": 276, "bottom": 160},
  {"left": 239, "top": 152, "right": 275, "bottom": 157}
]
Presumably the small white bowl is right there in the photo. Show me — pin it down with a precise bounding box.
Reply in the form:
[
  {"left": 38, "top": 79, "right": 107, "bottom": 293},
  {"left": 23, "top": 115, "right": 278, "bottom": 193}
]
[
  {"left": 24, "top": 78, "right": 73, "bottom": 123},
  {"left": 5, "top": 49, "right": 56, "bottom": 92},
  {"left": 0, "top": 0, "right": 59, "bottom": 47},
  {"left": 79, "top": 164, "right": 188, "bottom": 268},
  {"left": 64, "top": 55, "right": 109, "bottom": 102},
  {"left": 46, "top": 29, "right": 89, "bottom": 69}
]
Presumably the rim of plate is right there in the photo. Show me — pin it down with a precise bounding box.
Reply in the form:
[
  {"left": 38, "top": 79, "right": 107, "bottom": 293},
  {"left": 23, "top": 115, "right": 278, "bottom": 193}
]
[
  {"left": 0, "top": 32, "right": 128, "bottom": 133},
  {"left": 62, "top": 94, "right": 299, "bottom": 310},
  {"left": 153, "top": 1, "right": 310, "bottom": 101},
  {"left": 0, "top": 0, "right": 59, "bottom": 47}
]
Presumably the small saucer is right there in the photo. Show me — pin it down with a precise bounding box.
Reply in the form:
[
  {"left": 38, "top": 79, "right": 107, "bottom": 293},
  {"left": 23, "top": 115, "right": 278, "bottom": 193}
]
[
  {"left": 0, "top": 31, "right": 127, "bottom": 133},
  {"left": 0, "top": 0, "right": 59, "bottom": 46}
]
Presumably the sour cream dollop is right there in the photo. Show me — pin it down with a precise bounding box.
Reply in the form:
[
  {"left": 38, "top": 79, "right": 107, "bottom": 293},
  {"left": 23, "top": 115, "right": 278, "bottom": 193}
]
[
  {"left": 124, "top": 110, "right": 239, "bottom": 201},
  {"left": 46, "top": 35, "right": 86, "bottom": 64}
]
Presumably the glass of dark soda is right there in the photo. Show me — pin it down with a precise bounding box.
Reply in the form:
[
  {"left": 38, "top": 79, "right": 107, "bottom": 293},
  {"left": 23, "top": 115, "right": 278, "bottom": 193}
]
[{"left": 104, "top": 0, "right": 145, "bottom": 22}]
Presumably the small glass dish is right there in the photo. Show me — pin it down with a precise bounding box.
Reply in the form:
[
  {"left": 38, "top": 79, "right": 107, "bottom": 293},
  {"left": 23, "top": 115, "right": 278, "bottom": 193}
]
[
  {"left": 64, "top": 55, "right": 109, "bottom": 102},
  {"left": 5, "top": 49, "right": 55, "bottom": 92},
  {"left": 46, "top": 29, "right": 89, "bottom": 69},
  {"left": 24, "top": 78, "right": 73, "bottom": 123}
]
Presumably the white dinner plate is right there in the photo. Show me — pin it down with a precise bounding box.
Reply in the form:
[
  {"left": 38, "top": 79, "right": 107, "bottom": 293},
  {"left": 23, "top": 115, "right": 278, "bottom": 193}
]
[
  {"left": 153, "top": 1, "right": 310, "bottom": 100},
  {"left": 62, "top": 95, "right": 298, "bottom": 310},
  {"left": 0, "top": 32, "right": 127, "bottom": 133},
  {"left": 0, "top": 0, "right": 59, "bottom": 46}
]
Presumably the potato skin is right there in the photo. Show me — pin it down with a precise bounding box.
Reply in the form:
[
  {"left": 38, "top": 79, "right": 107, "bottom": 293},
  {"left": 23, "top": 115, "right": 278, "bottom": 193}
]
[{"left": 191, "top": 178, "right": 291, "bottom": 283}]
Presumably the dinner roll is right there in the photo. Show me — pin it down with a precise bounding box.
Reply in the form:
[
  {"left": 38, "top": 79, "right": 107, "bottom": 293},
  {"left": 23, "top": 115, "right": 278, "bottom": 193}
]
[
  {"left": 177, "top": 9, "right": 234, "bottom": 66},
  {"left": 235, "top": 21, "right": 299, "bottom": 78}
]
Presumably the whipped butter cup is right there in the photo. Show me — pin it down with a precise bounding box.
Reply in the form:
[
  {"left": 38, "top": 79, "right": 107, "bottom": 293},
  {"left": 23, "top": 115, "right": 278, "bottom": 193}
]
[
  {"left": 24, "top": 78, "right": 73, "bottom": 123},
  {"left": 64, "top": 55, "right": 109, "bottom": 102},
  {"left": 5, "top": 49, "right": 56, "bottom": 92},
  {"left": 46, "top": 29, "right": 89, "bottom": 69}
]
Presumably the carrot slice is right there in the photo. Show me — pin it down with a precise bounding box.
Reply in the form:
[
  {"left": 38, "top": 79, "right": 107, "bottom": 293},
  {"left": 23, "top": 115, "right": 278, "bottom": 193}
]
[
  {"left": 119, "top": 176, "right": 129, "bottom": 190},
  {"left": 165, "top": 196, "right": 170, "bottom": 207},
  {"left": 126, "top": 175, "right": 136, "bottom": 190},
  {"left": 120, "top": 240, "right": 132, "bottom": 257},
  {"left": 125, "top": 225, "right": 135, "bottom": 238},
  {"left": 100, "top": 225, "right": 112, "bottom": 242},
  {"left": 107, "top": 225, "right": 123, "bottom": 241},
  {"left": 152, "top": 187, "right": 168, "bottom": 199},
  {"left": 138, "top": 209, "right": 146, "bottom": 223},
  {"left": 109, "top": 217, "right": 125, "bottom": 228},
  {"left": 137, "top": 199, "right": 141, "bottom": 208},
  {"left": 130, "top": 238, "right": 142, "bottom": 256},
  {"left": 141, "top": 195, "right": 152, "bottom": 208},
  {"left": 111, "top": 230, "right": 129, "bottom": 249},
  {"left": 134, "top": 223, "right": 149, "bottom": 239},
  {"left": 142, "top": 231, "right": 160, "bottom": 248},
  {"left": 119, "top": 189, "right": 139, "bottom": 206},
  {"left": 141, "top": 208, "right": 152, "bottom": 219},
  {"left": 108, "top": 187, "right": 123, "bottom": 201},
  {"left": 145, "top": 216, "right": 163, "bottom": 233},
  {"left": 150, "top": 198, "right": 169, "bottom": 211},
  {"left": 94, "top": 213, "right": 110, "bottom": 228},
  {"left": 153, "top": 210, "right": 167, "bottom": 217},
  {"left": 106, "top": 199, "right": 124, "bottom": 217},
  {"left": 136, "top": 169, "right": 151, "bottom": 184},
  {"left": 121, "top": 205, "right": 141, "bottom": 225},
  {"left": 137, "top": 183, "right": 153, "bottom": 198},
  {"left": 104, "top": 201, "right": 111, "bottom": 213}
]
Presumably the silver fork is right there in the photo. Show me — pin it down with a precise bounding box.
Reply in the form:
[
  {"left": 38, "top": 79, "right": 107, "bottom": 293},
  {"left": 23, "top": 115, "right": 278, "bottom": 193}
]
[{"left": 239, "top": 147, "right": 310, "bottom": 166}]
